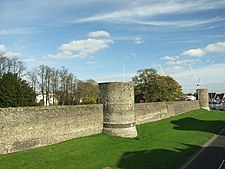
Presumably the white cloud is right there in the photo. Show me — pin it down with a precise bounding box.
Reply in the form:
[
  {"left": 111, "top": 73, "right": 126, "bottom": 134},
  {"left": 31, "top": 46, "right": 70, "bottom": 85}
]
[
  {"left": 77, "top": 2, "right": 172, "bottom": 21},
  {"left": 87, "top": 61, "right": 99, "bottom": 65},
  {"left": 131, "top": 0, "right": 139, "bottom": 6},
  {"left": 0, "top": 44, "right": 22, "bottom": 57},
  {"left": 59, "top": 38, "right": 113, "bottom": 58},
  {"left": 132, "top": 16, "right": 225, "bottom": 28},
  {"left": 21, "top": 58, "right": 35, "bottom": 63},
  {"left": 1, "top": 0, "right": 225, "bottom": 31},
  {"left": 134, "top": 36, "right": 144, "bottom": 44},
  {"left": 171, "top": 63, "right": 225, "bottom": 93},
  {"left": 205, "top": 41, "right": 225, "bottom": 53},
  {"left": 164, "top": 65, "right": 183, "bottom": 74},
  {"left": 48, "top": 51, "right": 75, "bottom": 59},
  {"left": 60, "top": 38, "right": 112, "bottom": 53},
  {"left": 166, "top": 59, "right": 199, "bottom": 65},
  {"left": 159, "top": 41, "right": 225, "bottom": 93},
  {"left": 87, "top": 31, "right": 110, "bottom": 38},
  {"left": 162, "top": 41, "right": 225, "bottom": 66},
  {"left": 0, "top": 28, "right": 34, "bottom": 36},
  {"left": 181, "top": 41, "right": 225, "bottom": 57},
  {"left": 181, "top": 48, "right": 205, "bottom": 57},
  {"left": 173, "top": 65, "right": 183, "bottom": 71},
  {"left": 5, "top": 51, "right": 22, "bottom": 57},
  {"left": 76, "top": 1, "right": 225, "bottom": 29},
  {"left": 160, "top": 56, "right": 179, "bottom": 61},
  {"left": 49, "top": 31, "right": 113, "bottom": 59},
  {"left": 0, "top": 44, "right": 6, "bottom": 53}
]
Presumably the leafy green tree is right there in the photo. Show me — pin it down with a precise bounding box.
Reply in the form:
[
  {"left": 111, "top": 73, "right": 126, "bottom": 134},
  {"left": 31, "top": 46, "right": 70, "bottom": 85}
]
[
  {"left": 132, "top": 68, "right": 183, "bottom": 102},
  {"left": 0, "top": 73, "right": 36, "bottom": 107},
  {"left": 74, "top": 80, "right": 99, "bottom": 104}
]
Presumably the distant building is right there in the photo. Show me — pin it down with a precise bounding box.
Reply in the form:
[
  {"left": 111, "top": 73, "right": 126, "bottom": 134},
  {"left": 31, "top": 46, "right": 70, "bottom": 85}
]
[
  {"left": 185, "top": 95, "right": 196, "bottom": 101},
  {"left": 36, "top": 93, "right": 58, "bottom": 106}
]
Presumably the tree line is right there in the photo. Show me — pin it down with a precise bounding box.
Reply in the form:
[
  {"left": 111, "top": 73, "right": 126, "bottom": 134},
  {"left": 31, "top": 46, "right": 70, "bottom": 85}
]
[
  {"left": 0, "top": 53, "right": 99, "bottom": 107},
  {"left": 0, "top": 52, "right": 184, "bottom": 108},
  {"left": 27, "top": 65, "right": 99, "bottom": 106},
  {"left": 0, "top": 53, "right": 25, "bottom": 78}
]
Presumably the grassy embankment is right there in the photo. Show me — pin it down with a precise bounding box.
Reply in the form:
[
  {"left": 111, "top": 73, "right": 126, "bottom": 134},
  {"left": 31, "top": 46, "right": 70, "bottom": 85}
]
[{"left": 0, "top": 109, "right": 225, "bottom": 169}]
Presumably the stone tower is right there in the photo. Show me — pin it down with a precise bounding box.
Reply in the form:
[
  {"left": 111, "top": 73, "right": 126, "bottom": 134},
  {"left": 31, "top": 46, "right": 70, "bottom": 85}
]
[
  {"left": 99, "top": 82, "right": 137, "bottom": 138},
  {"left": 198, "top": 89, "right": 210, "bottom": 111}
]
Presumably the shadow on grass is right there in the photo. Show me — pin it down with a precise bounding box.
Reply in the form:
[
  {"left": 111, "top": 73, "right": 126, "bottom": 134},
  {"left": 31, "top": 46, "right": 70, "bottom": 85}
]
[
  {"left": 171, "top": 117, "right": 225, "bottom": 135},
  {"left": 117, "top": 145, "right": 225, "bottom": 169},
  {"left": 117, "top": 144, "right": 200, "bottom": 169},
  {"left": 118, "top": 116, "right": 225, "bottom": 169}
]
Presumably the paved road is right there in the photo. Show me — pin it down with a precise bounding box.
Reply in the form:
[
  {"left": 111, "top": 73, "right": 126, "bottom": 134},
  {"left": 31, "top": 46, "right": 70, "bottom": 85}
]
[{"left": 181, "top": 128, "right": 225, "bottom": 169}]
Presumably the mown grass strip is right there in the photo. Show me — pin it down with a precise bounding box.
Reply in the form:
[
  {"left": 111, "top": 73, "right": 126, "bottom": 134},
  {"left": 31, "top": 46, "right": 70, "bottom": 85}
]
[{"left": 0, "top": 109, "right": 225, "bottom": 169}]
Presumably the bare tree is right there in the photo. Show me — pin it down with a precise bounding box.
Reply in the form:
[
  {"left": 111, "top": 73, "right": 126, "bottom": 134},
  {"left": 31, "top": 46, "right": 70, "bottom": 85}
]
[
  {"left": 0, "top": 53, "right": 7, "bottom": 78},
  {"left": 27, "top": 68, "right": 38, "bottom": 93},
  {"left": 71, "top": 74, "right": 78, "bottom": 104},
  {"left": 9, "top": 57, "right": 26, "bottom": 77},
  {"left": 37, "top": 65, "right": 46, "bottom": 105},
  {"left": 66, "top": 73, "right": 78, "bottom": 105},
  {"left": 51, "top": 68, "right": 60, "bottom": 105},
  {"left": 14, "top": 59, "right": 26, "bottom": 77},
  {"left": 0, "top": 53, "right": 26, "bottom": 78},
  {"left": 27, "top": 65, "right": 80, "bottom": 106},
  {"left": 44, "top": 66, "right": 52, "bottom": 106},
  {"left": 59, "top": 67, "right": 69, "bottom": 105}
]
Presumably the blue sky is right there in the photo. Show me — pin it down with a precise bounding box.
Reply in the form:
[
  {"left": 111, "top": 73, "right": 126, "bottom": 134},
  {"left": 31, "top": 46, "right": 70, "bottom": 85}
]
[{"left": 0, "top": 0, "right": 225, "bottom": 93}]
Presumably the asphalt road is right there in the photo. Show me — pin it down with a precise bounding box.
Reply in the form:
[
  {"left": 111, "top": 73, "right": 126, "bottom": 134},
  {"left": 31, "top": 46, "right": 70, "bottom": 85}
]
[{"left": 181, "top": 127, "right": 225, "bottom": 169}]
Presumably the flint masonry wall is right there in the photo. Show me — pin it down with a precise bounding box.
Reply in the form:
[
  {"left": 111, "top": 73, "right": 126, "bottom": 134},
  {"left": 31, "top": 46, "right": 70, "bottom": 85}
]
[
  {"left": 0, "top": 86, "right": 205, "bottom": 154},
  {"left": 135, "top": 100, "right": 200, "bottom": 124},
  {"left": 0, "top": 105, "right": 103, "bottom": 154},
  {"left": 0, "top": 101, "right": 200, "bottom": 154}
]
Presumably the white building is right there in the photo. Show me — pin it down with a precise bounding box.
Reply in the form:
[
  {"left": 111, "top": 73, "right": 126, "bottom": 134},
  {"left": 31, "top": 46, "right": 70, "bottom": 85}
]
[
  {"left": 36, "top": 93, "right": 58, "bottom": 106},
  {"left": 185, "top": 95, "right": 196, "bottom": 101}
]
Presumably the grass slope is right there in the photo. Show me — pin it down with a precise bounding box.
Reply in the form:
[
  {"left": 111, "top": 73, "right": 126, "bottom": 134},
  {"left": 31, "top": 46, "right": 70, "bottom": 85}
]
[{"left": 0, "top": 109, "right": 225, "bottom": 169}]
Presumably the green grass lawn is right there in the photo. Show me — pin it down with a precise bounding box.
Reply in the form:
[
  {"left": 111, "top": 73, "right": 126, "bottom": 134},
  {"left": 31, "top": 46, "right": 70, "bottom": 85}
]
[{"left": 1, "top": 109, "right": 225, "bottom": 169}]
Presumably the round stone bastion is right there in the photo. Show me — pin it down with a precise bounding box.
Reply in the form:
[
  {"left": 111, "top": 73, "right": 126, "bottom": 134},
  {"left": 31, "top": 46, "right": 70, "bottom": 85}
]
[
  {"left": 99, "top": 82, "right": 137, "bottom": 138},
  {"left": 198, "top": 88, "right": 210, "bottom": 111}
]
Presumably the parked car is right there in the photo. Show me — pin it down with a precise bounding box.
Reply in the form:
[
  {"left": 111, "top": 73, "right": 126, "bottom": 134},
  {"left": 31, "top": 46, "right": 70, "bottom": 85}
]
[{"left": 209, "top": 102, "right": 225, "bottom": 111}]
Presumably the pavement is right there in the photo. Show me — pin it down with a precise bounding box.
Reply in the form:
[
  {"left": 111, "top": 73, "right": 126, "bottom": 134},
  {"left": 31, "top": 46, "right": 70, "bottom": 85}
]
[{"left": 181, "top": 127, "right": 225, "bottom": 169}]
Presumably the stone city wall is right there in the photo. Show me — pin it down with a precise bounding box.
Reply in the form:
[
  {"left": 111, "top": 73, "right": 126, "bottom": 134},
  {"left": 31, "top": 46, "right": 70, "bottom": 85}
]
[
  {"left": 0, "top": 100, "right": 200, "bottom": 154},
  {"left": 0, "top": 105, "right": 103, "bottom": 154},
  {"left": 135, "top": 100, "right": 200, "bottom": 124}
]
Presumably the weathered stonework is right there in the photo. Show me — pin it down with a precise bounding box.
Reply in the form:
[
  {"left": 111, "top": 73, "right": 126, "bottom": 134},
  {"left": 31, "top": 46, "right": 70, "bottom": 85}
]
[
  {"left": 99, "top": 82, "right": 137, "bottom": 138},
  {"left": 0, "top": 86, "right": 208, "bottom": 154},
  {"left": 135, "top": 100, "right": 200, "bottom": 125},
  {"left": 198, "top": 89, "right": 210, "bottom": 111},
  {"left": 0, "top": 105, "right": 103, "bottom": 154}
]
